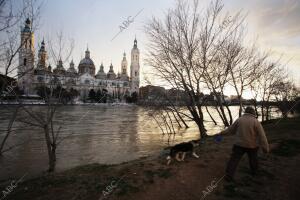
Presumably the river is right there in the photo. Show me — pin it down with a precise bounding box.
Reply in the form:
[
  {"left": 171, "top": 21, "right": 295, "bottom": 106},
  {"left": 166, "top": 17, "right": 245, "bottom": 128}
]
[{"left": 0, "top": 105, "right": 279, "bottom": 180}]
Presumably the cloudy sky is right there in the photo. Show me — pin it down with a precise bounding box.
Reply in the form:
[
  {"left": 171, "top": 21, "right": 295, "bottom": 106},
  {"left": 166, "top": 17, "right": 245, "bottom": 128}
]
[{"left": 19, "top": 0, "right": 300, "bottom": 89}]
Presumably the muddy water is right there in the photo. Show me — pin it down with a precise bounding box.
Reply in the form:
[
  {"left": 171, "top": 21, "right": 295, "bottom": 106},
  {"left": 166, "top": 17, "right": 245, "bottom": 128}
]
[{"left": 0, "top": 105, "right": 277, "bottom": 180}]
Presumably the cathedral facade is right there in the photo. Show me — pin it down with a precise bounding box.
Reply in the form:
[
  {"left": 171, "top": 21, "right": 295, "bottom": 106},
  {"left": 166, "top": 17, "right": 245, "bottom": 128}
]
[{"left": 17, "top": 19, "right": 140, "bottom": 100}]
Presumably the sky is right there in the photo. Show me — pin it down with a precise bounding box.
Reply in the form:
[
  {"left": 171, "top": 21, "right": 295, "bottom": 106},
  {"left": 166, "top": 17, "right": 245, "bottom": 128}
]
[{"left": 11, "top": 0, "right": 300, "bottom": 95}]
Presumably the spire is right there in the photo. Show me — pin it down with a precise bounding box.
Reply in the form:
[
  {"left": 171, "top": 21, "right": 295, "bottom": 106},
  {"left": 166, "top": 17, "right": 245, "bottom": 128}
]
[
  {"left": 55, "top": 57, "right": 65, "bottom": 72},
  {"left": 26, "top": 18, "right": 31, "bottom": 25},
  {"left": 70, "top": 59, "right": 74, "bottom": 67},
  {"left": 58, "top": 58, "right": 63, "bottom": 66},
  {"left": 68, "top": 59, "right": 77, "bottom": 73},
  {"left": 123, "top": 52, "right": 127, "bottom": 61},
  {"left": 109, "top": 63, "right": 114, "bottom": 72},
  {"left": 85, "top": 45, "right": 90, "bottom": 58},
  {"left": 133, "top": 36, "right": 137, "bottom": 48},
  {"left": 37, "top": 39, "right": 47, "bottom": 69},
  {"left": 40, "top": 39, "right": 45, "bottom": 51},
  {"left": 100, "top": 62, "right": 104, "bottom": 72},
  {"left": 121, "top": 52, "right": 128, "bottom": 76},
  {"left": 22, "top": 18, "right": 31, "bottom": 32}
]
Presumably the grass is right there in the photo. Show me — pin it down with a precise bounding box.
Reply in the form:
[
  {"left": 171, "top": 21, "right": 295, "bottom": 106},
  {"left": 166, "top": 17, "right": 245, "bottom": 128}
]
[
  {"left": 1, "top": 159, "right": 175, "bottom": 200},
  {"left": 272, "top": 139, "right": 300, "bottom": 157},
  {"left": 263, "top": 117, "right": 300, "bottom": 133}
]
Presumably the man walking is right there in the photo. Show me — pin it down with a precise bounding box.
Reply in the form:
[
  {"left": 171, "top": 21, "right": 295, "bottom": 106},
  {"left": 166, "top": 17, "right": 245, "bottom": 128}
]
[{"left": 219, "top": 107, "right": 269, "bottom": 181}]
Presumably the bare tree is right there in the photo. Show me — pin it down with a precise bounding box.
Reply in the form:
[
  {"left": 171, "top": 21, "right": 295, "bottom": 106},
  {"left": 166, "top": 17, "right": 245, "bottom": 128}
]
[
  {"left": 145, "top": 0, "right": 206, "bottom": 138},
  {"left": 14, "top": 30, "right": 75, "bottom": 172},
  {"left": 0, "top": 0, "right": 43, "bottom": 155},
  {"left": 250, "top": 61, "right": 287, "bottom": 121},
  {"left": 271, "top": 79, "right": 299, "bottom": 118},
  {"left": 144, "top": 0, "right": 250, "bottom": 137},
  {"left": 201, "top": 30, "right": 246, "bottom": 126},
  {"left": 227, "top": 41, "right": 268, "bottom": 116}
]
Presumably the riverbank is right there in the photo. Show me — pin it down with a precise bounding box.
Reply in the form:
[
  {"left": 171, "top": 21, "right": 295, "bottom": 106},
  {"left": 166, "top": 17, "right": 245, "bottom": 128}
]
[
  {"left": 0, "top": 101, "right": 136, "bottom": 106},
  {"left": 1, "top": 117, "right": 300, "bottom": 200}
]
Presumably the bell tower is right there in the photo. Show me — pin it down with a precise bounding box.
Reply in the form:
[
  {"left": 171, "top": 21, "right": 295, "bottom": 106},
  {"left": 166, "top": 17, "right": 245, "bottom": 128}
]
[
  {"left": 18, "top": 18, "right": 35, "bottom": 94},
  {"left": 121, "top": 52, "right": 128, "bottom": 75},
  {"left": 130, "top": 37, "right": 140, "bottom": 94},
  {"left": 37, "top": 39, "right": 47, "bottom": 69}
]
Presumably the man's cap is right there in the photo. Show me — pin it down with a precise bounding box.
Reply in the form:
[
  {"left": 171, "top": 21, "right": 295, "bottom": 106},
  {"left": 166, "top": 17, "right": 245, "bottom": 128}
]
[{"left": 244, "top": 106, "right": 256, "bottom": 115}]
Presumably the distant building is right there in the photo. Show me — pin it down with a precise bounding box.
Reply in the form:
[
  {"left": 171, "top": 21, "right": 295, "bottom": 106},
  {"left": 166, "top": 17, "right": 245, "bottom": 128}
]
[
  {"left": 139, "top": 85, "right": 192, "bottom": 105},
  {"left": 17, "top": 19, "right": 140, "bottom": 99},
  {"left": 166, "top": 88, "right": 188, "bottom": 103},
  {"left": 139, "top": 85, "right": 165, "bottom": 100},
  {"left": 209, "top": 92, "right": 230, "bottom": 103}
]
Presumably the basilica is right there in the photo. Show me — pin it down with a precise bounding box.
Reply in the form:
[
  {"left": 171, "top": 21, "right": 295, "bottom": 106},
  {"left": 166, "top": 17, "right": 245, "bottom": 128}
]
[{"left": 17, "top": 19, "right": 140, "bottom": 100}]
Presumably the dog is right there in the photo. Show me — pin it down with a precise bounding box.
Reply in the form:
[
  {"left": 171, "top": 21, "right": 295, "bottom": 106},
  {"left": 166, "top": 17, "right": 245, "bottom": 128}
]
[{"left": 166, "top": 140, "right": 200, "bottom": 165}]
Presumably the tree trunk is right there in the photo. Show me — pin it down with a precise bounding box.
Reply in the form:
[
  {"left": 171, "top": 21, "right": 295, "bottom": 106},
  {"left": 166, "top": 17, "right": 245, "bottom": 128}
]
[
  {"left": 44, "top": 125, "right": 56, "bottom": 172},
  {"left": 215, "top": 106, "right": 225, "bottom": 125},
  {"left": 196, "top": 119, "right": 207, "bottom": 140},
  {"left": 169, "top": 101, "right": 189, "bottom": 128},
  {"left": 225, "top": 104, "right": 233, "bottom": 125},
  {"left": 266, "top": 104, "right": 270, "bottom": 121},
  {"left": 253, "top": 99, "right": 258, "bottom": 117},
  {"left": 219, "top": 104, "right": 229, "bottom": 126},
  {"left": 196, "top": 107, "right": 207, "bottom": 139},
  {"left": 170, "top": 109, "right": 182, "bottom": 128},
  {"left": 205, "top": 105, "right": 217, "bottom": 125},
  {"left": 261, "top": 101, "right": 265, "bottom": 121},
  {"left": 176, "top": 111, "right": 189, "bottom": 128},
  {"left": 215, "top": 96, "right": 230, "bottom": 126},
  {"left": 239, "top": 98, "right": 243, "bottom": 117},
  {"left": 166, "top": 111, "right": 176, "bottom": 134}
]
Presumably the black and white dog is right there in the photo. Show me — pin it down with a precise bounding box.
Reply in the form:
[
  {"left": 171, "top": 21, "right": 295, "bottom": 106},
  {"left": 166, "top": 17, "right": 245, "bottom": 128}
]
[{"left": 166, "top": 140, "right": 200, "bottom": 165}]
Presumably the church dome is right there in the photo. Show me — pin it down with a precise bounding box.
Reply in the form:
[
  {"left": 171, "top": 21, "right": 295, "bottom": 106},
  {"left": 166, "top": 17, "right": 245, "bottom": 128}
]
[
  {"left": 78, "top": 47, "right": 95, "bottom": 76},
  {"left": 96, "top": 63, "right": 106, "bottom": 79},
  {"left": 107, "top": 63, "right": 116, "bottom": 79},
  {"left": 79, "top": 57, "right": 94, "bottom": 65},
  {"left": 53, "top": 59, "right": 66, "bottom": 75},
  {"left": 67, "top": 60, "right": 77, "bottom": 74}
]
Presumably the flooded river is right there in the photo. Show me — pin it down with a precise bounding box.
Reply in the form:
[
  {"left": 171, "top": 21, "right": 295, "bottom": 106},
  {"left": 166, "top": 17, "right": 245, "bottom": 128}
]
[{"left": 0, "top": 105, "right": 278, "bottom": 180}]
